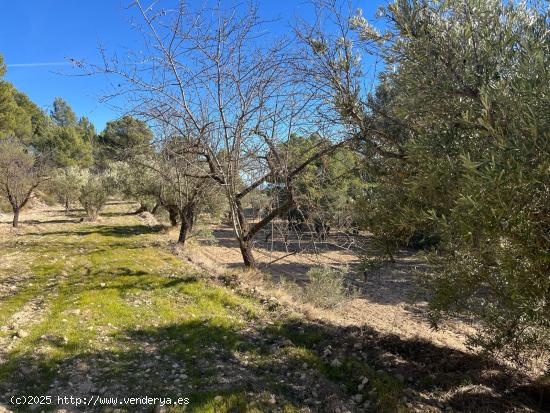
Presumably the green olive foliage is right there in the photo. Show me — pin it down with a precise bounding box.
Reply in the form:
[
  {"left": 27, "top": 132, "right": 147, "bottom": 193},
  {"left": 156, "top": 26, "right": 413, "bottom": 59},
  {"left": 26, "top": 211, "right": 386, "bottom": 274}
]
[
  {"left": 349, "top": 0, "right": 549, "bottom": 362},
  {"left": 49, "top": 167, "right": 90, "bottom": 211},
  {"left": 79, "top": 171, "right": 114, "bottom": 221}
]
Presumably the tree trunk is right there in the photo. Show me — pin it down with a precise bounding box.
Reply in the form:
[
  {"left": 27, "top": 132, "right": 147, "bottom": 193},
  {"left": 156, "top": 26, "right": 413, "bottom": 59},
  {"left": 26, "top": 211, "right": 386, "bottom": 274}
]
[
  {"left": 238, "top": 237, "right": 256, "bottom": 268},
  {"left": 177, "top": 204, "right": 196, "bottom": 246},
  {"left": 65, "top": 198, "right": 69, "bottom": 213},
  {"left": 229, "top": 198, "right": 258, "bottom": 268},
  {"left": 12, "top": 208, "right": 20, "bottom": 228},
  {"left": 231, "top": 193, "right": 293, "bottom": 268},
  {"left": 133, "top": 202, "right": 148, "bottom": 214},
  {"left": 84, "top": 205, "right": 99, "bottom": 222},
  {"left": 167, "top": 206, "right": 178, "bottom": 227},
  {"left": 177, "top": 217, "right": 191, "bottom": 246}
]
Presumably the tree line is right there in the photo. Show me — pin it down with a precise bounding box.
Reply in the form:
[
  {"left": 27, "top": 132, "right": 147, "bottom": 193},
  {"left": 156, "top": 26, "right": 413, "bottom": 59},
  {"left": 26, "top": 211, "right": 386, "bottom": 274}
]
[
  {"left": 1, "top": 0, "right": 548, "bottom": 369},
  {"left": 0, "top": 68, "right": 153, "bottom": 226}
]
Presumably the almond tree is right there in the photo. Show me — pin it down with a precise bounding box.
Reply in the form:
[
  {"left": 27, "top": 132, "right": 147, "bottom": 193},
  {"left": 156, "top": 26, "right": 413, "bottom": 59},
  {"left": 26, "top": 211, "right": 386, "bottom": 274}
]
[
  {"left": 91, "top": 0, "right": 353, "bottom": 267},
  {"left": 0, "top": 140, "right": 49, "bottom": 227}
]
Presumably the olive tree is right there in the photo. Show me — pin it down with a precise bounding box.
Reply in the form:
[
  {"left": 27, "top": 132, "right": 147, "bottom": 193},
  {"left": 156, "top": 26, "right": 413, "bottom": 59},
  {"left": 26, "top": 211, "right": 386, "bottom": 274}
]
[
  {"left": 79, "top": 171, "right": 113, "bottom": 221},
  {"left": 114, "top": 160, "right": 162, "bottom": 215},
  {"left": 306, "top": 0, "right": 550, "bottom": 363},
  {"left": 97, "top": 115, "right": 155, "bottom": 214},
  {"left": 156, "top": 139, "right": 212, "bottom": 246},
  {"left": 49, "top": 166, "right": 90, "bottom": 212}
]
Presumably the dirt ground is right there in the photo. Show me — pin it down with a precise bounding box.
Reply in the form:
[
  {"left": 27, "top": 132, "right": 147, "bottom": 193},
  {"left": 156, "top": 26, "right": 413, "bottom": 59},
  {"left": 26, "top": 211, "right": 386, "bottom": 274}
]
[{"left": 184, "top": 223, "right": 477, "bottom": 354}]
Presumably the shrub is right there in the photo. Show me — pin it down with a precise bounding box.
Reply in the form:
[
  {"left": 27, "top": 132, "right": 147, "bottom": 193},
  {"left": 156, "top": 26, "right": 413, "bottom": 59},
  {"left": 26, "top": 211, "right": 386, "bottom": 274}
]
[{"left": 301, "top": 265, "right": 355, "bottom": 309}]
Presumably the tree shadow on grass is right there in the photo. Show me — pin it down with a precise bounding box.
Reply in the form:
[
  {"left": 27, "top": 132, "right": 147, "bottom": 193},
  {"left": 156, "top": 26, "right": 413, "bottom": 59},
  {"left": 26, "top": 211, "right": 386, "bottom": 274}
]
[
  {"left": 105, "top": 200, "right": 136, "bottom": 206},
  {"left": 0, "top": 314, "right": 546, "bottom": 413},
  {"left": 100, "top": 211, "right": 137, "bottom": 218},
  {"left": 0, "top": 320, "right": 343, "bottom": 412},
  {"left": 17, "top": 219, "right": 82, "bottom": 225},
  {"left": 61, "top": 266, "right": 199, "bottom": 297},
  {"left": 25, "top": 224, "right": 165, "bottom": 238},
  {"left": 94, "top": 225, "right": 164, "bottom": 237}
]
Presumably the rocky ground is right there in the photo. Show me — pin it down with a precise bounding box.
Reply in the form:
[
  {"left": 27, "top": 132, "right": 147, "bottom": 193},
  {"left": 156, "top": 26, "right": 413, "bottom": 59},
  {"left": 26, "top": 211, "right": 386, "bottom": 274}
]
[{"left": 0, "top": 202, "right": 545, "bottom": 413}]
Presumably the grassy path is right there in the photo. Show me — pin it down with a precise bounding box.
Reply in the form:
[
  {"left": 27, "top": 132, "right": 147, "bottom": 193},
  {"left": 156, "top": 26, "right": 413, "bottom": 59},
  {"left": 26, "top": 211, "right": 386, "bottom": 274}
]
[{"left": 0, "top": 204, "right": 368, "bottom": 413}]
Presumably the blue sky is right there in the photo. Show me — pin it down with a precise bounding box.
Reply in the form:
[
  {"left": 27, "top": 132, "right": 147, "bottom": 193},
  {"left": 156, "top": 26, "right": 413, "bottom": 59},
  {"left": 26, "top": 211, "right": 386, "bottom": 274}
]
[{"left": 0, "top": 1, "right": 381, "bottom": 132}]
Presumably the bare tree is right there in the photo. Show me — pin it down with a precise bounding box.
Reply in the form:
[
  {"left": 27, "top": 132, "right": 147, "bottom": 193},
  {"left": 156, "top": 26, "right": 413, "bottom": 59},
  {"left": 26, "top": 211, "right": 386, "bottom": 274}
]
[
  {"left": 90, "top": 0, "right": 354, "bottom": 267},
  {"left": 0, "top": 140, "right": 49, "bottom": 227}
]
